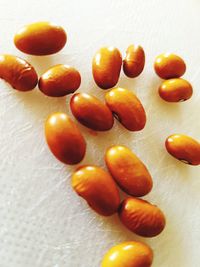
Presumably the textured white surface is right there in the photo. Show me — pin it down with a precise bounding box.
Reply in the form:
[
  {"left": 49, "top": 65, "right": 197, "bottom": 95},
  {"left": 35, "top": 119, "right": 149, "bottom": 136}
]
[{"left": 0, "top": 0, "right": 200, "bottom": 266}]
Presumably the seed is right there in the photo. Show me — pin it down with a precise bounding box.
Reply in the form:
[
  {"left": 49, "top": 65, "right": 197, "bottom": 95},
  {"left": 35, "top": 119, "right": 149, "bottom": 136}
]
[
  {"left": 119, "top": 197, "right": 166, "bottom": 237},
  {"left": 123, "top": 44, "right": 145, "bottom": 78},
  {"left": 105, "top": 145, "right": 153, "bottom": 197},
  {"left": 101, "top": 241, "right": 153, "bottom": 267},
  {"left": 39, "top": 64, "right": 81, "bottom": 97},
  {"left": 14, "top": 21, "right": 67, "bottom": 55},
  {"left": 0, "top": 54, "right": 38, "bottom": 91},
  {"left": 72, "top": 165, "right": 120, "bottom": 216},
  {"left": 154, "top": 53, "right": 186, "bottom": 79},
  {"left": 165, "top": 134, "right": 200, "bottom": 165},
  {"left": 70, "top": 93, "right": 114, "bottom": 131},
  {"left": 105, "top": 87, "right": 146, "bottom": 131},
  {"left": 45, "top": 112, "right": 86, "bottom": 165},
  {"left": 92, "top": 46, "right": 122, "bottom": 89},
  {"left": 158, "top": 78, "right": 193, "bottom": 102}
]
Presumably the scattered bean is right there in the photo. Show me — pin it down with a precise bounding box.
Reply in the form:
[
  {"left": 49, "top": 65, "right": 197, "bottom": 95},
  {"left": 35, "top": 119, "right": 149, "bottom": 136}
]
[
  {"left": 105, "top": 87, "right": 146, "bottom": 131},
  {"left": 165, "top": 134, "right": 200, "bottom": 165},
  {"left": 119, "top": 197, "right": 166, "bottom": 237},
  {"left": 0, "top": 54, "right": 38, "bottom": 91},
  {"left": 105, "top": 145, "right": 153, "bottom": 197},
  {"left": 159, "top": 78, "right": 193, "bottom": 102},
  {"left": 154, "top": 53, "right": 186, "bottom": 79},
  {"left": 39, "top": 64, "right": 81, "bottom": 97},
  {"left": 14, "top": 22, "right": 67, "bottom": 55},
  {"left": 72, "top": 165, "right": 120, "bottom": 216},
  {"left": 123, "top": 44, "right": 145, "bottom": 78},
  {"left": 101, "top": 241, "right": 153, "bottom": 267},
  {"left": 45, "top": 112, "right": 86, "bottom": 165},
  {"left": 70, "top": 93, "right": 114, "bottom": 131},
  {"left": 92, "top": 46, "right": 122, "bottom": 89}
]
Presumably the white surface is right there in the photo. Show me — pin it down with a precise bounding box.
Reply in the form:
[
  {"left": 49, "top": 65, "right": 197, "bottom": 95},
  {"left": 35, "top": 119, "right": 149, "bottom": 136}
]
[{"left": 0, "top": 0, "right": 200, "bottom": 266}]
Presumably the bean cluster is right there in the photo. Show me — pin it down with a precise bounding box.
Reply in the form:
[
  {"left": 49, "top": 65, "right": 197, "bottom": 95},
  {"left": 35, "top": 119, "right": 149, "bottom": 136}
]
[{"left": 1, "top": 21, "right": 200, "bottom": 267}]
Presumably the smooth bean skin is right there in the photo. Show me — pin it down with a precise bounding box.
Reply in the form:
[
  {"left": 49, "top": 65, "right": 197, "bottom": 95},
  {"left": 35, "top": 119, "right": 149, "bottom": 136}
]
[
  {"left": 45, "top": 113, "right": 86, "bottom": 165},
  {"left": 72, "top": 166, "right": 120, "bottom": 216},
  {"left": 14, "top": 22, "right": 67, "bottom": 55},
  {"left": 39, "top": 64, "right": 81, "bottom": 97},
  {"left": 105, "top": 146, "right": 153, "bottom": 197},
  {"left": 119, "top": 198, "right": 166, "bottom": 237},
  {"left": 0, "top": 54, "right": 38, "bottom": 91},
  {"left": 159, "top": 78, "right": 193, "bottom": 102},
  {"left": 92, "top": 47, "right": 122, "bottom": 89},
  {"left": 154, "top": 53, "right": 186, "bottom": 79},
  {"left": 101, "top": 241, "right": 153, "bottom": 267},
  {"left": 165, "top": 134, "right": 200, "bottom": 165},
  {"left": 105, "top": 88, "right": 146, "bottom": 131},
  {"left": 123, "top": 45, "right": 145, "bottom": 78},
  {"left": 70, "top": 93, "right": 114, "bottom": 131}
]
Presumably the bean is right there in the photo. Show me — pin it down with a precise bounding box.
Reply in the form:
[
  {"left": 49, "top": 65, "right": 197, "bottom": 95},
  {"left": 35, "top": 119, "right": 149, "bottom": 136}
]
[
  {"left": 39, "top": 64, "right": 81, "bottom": 97},
  {"left": 119, "top": 197, "right": 166, "bottom": 237},
  {"left": 165, "top": 134, "right": 200, "bottom": 165},
  {"left": 92, "top": 47, "right": 122, "bottom": 89},
  {"left": 0, "top": 54, "right": 38, "bottom": 91},
  {"left": 70, "top": 93, "right": 114, "bottom": 131},
  {"left": 101, "top": 241, "right": 153, "bottom": 267},
  {"left": 154, "top": 53, "right": 186, "bottom": 79},
  {"left": 72, "top": 165, "right": 120, "bottom": 216},
  {"left": 123, "top": 44, "right": 145, "bottom": 78},
  {"left": 105, "top": 87, "right": 146, "bottom": 131},
  {"left": 45, "top": 112, "right": 86, "bottom": 165},
  {"left": 105, "top": 146, "right": 153, "bottom": 197},
  {"left": 14, "top": 22, "right": 67, "bottom": 55},
  {"left": 159, "top": 78, "right": 193, "bottom": 102}
]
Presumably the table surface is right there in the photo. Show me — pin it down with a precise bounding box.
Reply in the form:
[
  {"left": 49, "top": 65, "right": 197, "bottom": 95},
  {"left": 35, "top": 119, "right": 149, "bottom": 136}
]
[{"left": 0, "top": 0, "right": 200, "bottom": 266}]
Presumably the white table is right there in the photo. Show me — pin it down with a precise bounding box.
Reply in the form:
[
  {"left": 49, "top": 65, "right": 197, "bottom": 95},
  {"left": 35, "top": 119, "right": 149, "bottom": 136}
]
[{"left": 0, "top": 0, "right": 199, "bottom": 266}]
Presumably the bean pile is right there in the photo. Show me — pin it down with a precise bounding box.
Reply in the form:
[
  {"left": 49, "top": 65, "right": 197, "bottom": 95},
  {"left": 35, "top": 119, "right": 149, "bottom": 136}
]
[{"left": 1, "top": 21, "right": 200, "bottom": 267}]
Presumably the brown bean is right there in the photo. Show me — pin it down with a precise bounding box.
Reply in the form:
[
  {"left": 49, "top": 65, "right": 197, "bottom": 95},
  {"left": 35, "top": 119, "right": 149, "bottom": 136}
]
[
  {"left": 101, "top": 241, "right": 153, "bottom": 267},
  {"left": 92, "top": 47, "right": 122, "bottom": 89},
  {"left": 70, "top": 93, "right": 114, "bottom": 131},
  {"left": 45, "top": 112, "right": 86, "bottom": 165},
  {"left": 154, "top": 53, "right": 186, "bottom": 79},
  {"left": 105, "top": 87, "right": 146, "bottom": 131},
  {"left": 123, "top": 44, "right": 145, "bottom": 78},
  {"left": 39, "top": 64, "right": 81, "bottom": 97},
  {"left": 165, "top": 134, "right": 200, "bottom": 165},
  {"left": 119, "top": 197, "right": 166, "bottom": 237},
  {"left": 14, "top": 22, "right": 67, "bottom": 55},
  {"left": 72, "top": 165, "right": 120, "bottom": 216},
  {"left": 158, "top": 78, "right": 193, "bottom": 102},
  {"left": 105, "top": 146, "right": 153, "bottom": 197},
  {"left": 0, "top": 54, "right": 38, "bottom": 91}
]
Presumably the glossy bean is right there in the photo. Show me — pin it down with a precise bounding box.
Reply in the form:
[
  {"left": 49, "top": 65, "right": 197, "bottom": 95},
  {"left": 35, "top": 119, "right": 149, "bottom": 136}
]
[
  {"left": 119, "top": 197, "right": 166, "bottom": 237},
  {"left": 92, "top": 47, "right": 122, "bottom": 89},
  {"left": 39, "top": 64, "right": 81, "bottom": 97},
  {"left": 0, "top": 54, "right": 38, "bottom": 91},
  {"left": 72, "top": 165, "right": 120, "bottom": 216},
  {"left": 14, "top": 22, "right": 67, "bottom": 55},
  {"left": 158, "top": 78, "right": 193, "bottom": 102},
  {"left": 105, "top": 88, "right": 146, "bottom": 131},
  {"left": 123, "top": 44, "right": 145, "bottom": 78},
  {"left": 45, "top": 112, "right": 86, "bottom": 165},
  {"left": 101, "top": 241, "right": 153, "bottom": 267},
  {"left": 154, "top": 53, "right": 186, "bottom": 79},
  {"left": 70, "top": 93, "right": 114, "bottom": 131},
  {"left": 105, "top": 146, "right": 153, "bottom": 197},
  {"left": 165, "top": 134, "right": 200, "bottom": 165}
]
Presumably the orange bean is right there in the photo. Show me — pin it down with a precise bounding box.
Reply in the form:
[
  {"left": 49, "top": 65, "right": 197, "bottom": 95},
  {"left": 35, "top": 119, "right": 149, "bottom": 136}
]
[
  {"left": 72, "top": 165, "right": 120, "bottom": 216},
  {"left": 45, "top": 112, "right": 86, "bottom": 165},
  {"left": 0, "top": 54, "right": 38, "bottom": 91}
]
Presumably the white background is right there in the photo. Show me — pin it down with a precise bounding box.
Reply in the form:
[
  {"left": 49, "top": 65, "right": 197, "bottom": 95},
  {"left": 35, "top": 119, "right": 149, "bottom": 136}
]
[{"left": 0, "top": 0, "right": 200, "bottom": 266}]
